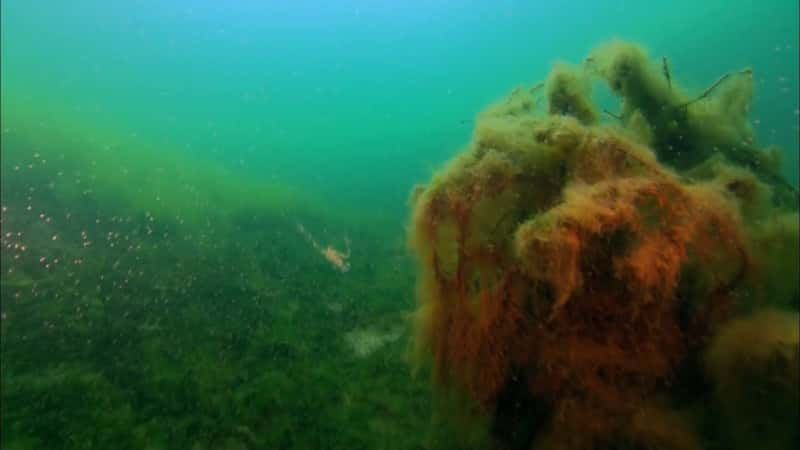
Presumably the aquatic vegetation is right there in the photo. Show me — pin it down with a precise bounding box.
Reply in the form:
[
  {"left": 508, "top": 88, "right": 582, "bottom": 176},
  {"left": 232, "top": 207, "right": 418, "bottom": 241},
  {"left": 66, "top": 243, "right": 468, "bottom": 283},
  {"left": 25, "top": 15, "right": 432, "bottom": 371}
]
[
  {"left": 706, "top": 309, "right": 799, "bottom": 450},
  {"left": 545, "top": 62, "right": 597, "bottom": 125},
  {"left": 409, "top": 40, "right": 799, "bottom": 449},
  {"left": 587, "top": 41, "right": 795, "bottom": 207},
  {"left": 0, "top": 98, "right": 431, "bottom": 450},
  {"left": 0, "top": 96, "right": 314, "bottom": 229},
  {"left": 745, "top": 212, "right": 800, "bottom": 309}
]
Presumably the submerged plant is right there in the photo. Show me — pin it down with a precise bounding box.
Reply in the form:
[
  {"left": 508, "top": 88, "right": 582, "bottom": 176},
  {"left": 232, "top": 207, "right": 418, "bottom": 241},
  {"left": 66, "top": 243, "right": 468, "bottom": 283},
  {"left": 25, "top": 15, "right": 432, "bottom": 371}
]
[{"left": 408, "top": 40, "right": 799, "bottom": 450}]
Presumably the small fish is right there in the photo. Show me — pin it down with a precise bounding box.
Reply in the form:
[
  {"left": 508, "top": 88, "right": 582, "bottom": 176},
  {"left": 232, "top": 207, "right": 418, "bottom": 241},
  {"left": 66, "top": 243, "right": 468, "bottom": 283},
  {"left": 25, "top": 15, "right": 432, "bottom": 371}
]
[
  {"left": 321, "top": 244, "right": 350, "bottom": 272},
  {"left": 662, "top": 56, "right": 672, "bottom": 90},
  {"left": 297, "top": 222, "right": 351, "bottom": 272}
]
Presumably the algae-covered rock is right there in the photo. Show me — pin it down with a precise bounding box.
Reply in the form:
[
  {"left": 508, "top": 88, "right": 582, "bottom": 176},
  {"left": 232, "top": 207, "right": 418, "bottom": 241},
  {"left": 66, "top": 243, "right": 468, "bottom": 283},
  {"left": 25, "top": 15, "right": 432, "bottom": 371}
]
[
  {"left": 409, "top": 40, "right": 799, "bottom": 450},
  {"left": 706, "top": 310, "right": 799, "bottom": 450}
]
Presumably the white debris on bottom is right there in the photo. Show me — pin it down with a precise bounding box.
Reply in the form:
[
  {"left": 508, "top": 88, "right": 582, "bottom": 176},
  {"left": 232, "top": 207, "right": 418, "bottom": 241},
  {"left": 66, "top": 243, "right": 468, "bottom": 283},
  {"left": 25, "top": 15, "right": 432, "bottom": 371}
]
[{"left": 345, "top": 325, "right": 405, "bottom": 357}]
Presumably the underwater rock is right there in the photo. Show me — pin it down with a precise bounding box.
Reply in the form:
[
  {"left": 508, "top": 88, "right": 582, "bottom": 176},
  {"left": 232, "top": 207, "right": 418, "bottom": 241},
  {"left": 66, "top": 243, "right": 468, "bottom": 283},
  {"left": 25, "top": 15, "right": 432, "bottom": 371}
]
[{"left": 408, "top": 40, "right": 799, "bottom": 450}]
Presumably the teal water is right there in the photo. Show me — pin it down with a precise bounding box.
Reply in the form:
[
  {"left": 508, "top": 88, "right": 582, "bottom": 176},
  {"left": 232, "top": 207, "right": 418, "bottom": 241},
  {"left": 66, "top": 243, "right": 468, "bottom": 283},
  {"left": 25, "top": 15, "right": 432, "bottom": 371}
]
[
  {"left": 1, "top": 2, "right": 798, "bottom": 450},
  {"left": 3, "top": 1, "right": 797, "bottom": 214}
]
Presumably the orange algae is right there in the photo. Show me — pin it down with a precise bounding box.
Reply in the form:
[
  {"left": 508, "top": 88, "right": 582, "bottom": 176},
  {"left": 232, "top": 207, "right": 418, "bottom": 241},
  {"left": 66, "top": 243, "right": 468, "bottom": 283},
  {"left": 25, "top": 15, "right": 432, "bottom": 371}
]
[{"left": 409, "top": 41, "right": 798, "bottom": 450}]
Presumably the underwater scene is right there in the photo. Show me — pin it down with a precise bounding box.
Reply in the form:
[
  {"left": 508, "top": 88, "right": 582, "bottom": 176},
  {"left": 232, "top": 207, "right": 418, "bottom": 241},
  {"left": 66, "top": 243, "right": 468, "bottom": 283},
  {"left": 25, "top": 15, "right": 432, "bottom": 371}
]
[{"left": 1, "top": 1, "right": 798, "bottom": 449}]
